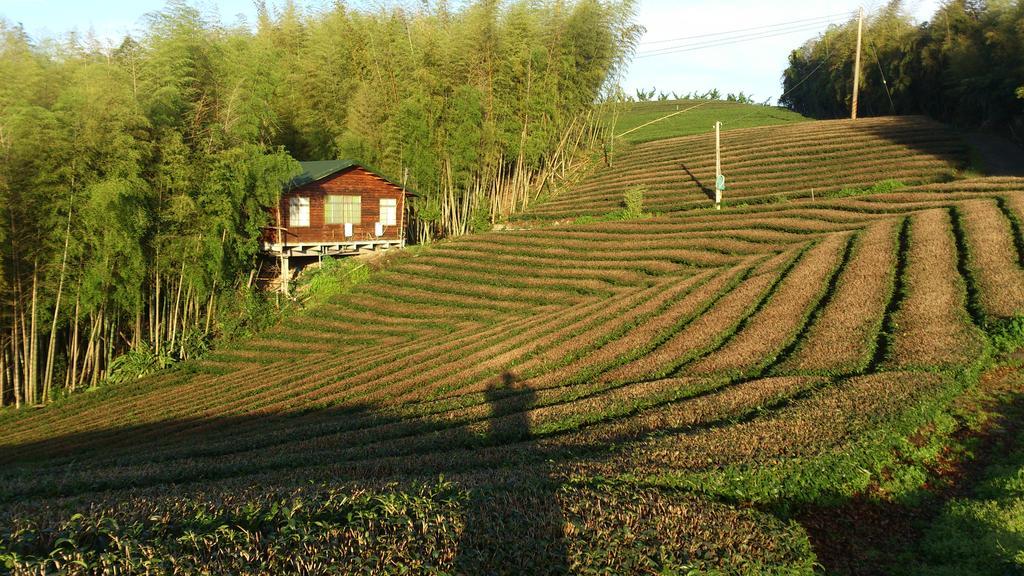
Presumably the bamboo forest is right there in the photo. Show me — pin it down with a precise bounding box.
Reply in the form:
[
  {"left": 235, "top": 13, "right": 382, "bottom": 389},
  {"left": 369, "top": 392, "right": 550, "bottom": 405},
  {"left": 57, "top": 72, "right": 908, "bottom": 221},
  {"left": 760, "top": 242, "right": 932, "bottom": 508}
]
[{"left": 0, "top": 0, "right": 640, "bottom": 408}]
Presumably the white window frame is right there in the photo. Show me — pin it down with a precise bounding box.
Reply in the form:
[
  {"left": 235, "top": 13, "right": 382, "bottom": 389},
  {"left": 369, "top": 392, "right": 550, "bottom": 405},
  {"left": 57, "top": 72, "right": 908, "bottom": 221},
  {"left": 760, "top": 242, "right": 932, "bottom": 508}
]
[
  {"left": 379, "top": 198, "right": 397, "bottom": 226},
  {"left": 288, "top": 196, "right": 309, "bottom": 227},
  {"left": 326, "top": 195, "right": 361, "bottom": 224},
  {"left": 324, "top": 195, "right": 342, "bottom": 225}
]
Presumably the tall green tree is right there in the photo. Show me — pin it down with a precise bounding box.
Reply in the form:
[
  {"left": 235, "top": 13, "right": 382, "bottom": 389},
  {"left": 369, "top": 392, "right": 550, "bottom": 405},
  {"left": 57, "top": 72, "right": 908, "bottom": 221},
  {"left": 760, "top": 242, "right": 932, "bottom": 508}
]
[{"left": 781, "top": 1, "right": 1024, "bottom": 143}]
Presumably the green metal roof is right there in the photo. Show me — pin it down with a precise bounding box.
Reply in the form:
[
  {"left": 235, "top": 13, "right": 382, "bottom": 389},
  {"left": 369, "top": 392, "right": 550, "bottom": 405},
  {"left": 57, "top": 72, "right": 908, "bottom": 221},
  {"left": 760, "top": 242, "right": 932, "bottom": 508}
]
[
  {"left": 286, "top": 160, "right": 358, "bottom": 190},
  {"left": 285, "top": 159, "right": 417, "bottom": 196}
]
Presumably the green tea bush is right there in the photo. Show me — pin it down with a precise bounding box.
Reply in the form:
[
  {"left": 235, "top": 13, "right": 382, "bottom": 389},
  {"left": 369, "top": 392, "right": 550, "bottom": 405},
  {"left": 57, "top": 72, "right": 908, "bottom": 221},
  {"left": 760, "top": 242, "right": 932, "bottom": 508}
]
[{"left": 0, "top": 480, "right": 816, "bottom": 575}]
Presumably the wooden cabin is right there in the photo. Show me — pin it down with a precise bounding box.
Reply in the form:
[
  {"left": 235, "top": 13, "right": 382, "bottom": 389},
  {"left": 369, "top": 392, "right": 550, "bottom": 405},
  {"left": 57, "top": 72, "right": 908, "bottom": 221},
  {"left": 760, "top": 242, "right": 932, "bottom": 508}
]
[
  {"left": 261, "top": 160, "right": 414, "bottom": 293},
  {"left": 262, "top": 160, "right": 413, "bottom": 258}
]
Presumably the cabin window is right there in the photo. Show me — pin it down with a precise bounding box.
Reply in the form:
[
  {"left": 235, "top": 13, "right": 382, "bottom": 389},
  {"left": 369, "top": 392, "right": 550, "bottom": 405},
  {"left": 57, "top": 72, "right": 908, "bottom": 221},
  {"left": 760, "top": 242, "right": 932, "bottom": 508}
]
[
  {"left": 380, "top": 198, "right": 397, "bottom": 226},
  {"left": 325, "top": 195, "right": 361, "bottom": 224},
  {"left": 288, "top": 196, "right": 309, "bottom": 227}
]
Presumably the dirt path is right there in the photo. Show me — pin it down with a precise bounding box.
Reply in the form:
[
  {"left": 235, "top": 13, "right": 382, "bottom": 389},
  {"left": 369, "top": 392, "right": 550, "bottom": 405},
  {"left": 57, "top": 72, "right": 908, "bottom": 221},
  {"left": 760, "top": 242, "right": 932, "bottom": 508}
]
[{"left": 964, "top": 132, "right": 1024, "bottom": 176}]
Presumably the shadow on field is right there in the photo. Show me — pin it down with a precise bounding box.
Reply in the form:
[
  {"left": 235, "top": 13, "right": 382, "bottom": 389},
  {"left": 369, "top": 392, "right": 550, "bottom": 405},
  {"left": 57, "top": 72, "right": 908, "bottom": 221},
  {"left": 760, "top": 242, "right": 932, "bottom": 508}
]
[
  {"left": 0, "top": 370, "right": 571, "bottom": 574},
  {"left": 847, "top": 116, "right": 971, "bottom": 172},
  {"left": 680, "top": 161, "right": 714, "bottom": 201},
  {"left": 454, "top": 372, "right": 569, "bottom": 575}
]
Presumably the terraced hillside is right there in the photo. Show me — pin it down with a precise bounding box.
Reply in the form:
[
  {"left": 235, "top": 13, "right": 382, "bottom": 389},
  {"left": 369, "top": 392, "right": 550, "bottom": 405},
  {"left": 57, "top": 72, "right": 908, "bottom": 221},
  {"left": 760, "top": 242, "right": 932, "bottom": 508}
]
[
  {"left": 1, "top": 116, "right": 1023, "bottom": 574},
  {"left": 527, "top": 116, "right": 968, "bottom": 220}
]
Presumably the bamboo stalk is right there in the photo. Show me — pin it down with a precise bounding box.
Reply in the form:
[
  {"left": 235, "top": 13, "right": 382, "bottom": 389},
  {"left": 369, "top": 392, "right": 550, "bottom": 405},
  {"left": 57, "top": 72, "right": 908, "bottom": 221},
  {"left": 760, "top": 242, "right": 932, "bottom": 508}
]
[
  {"left": 70, "top": 291, "right": 80, "bottom": 391},
  {"left": 81, "top": 310, "right": 98, "bottom": 389},
  {"left": 169, "top": 256, "right": 186, "bottom": 351},
  {"left": 205, "top": 280, "right": 216, "bottom": 336},
  {"left": 28, "top": 265, "right": 38, "bottom": 405},
  {"left": 9, "top": 329, "right": 19, "bottom": 409},
  {"left": 18, "top": 281, "right": 30, "bottom": 404},
  {"left": 0, "top": 344, "right": 6, "bottom": 408},
  {"left": 153, "top": 259, "right": 161, "bottom": 354},
  {"left": 43, "top": 190, "right": 73, "bottom": 400}
]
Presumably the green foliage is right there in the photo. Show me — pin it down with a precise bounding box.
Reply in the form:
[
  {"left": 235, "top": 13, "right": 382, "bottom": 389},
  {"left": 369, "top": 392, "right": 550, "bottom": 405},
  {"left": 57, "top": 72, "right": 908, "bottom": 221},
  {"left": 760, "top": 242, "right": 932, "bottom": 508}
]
[
  {"left": 0, "top": 7, "right": 303, "bottom": 403},
  {"left": 0, "top": 481, "right": 465, "bottom": 575},
  {"left": 0, "top": 479, "right": 815, "bottom": 575},
  {"left": 622, "top": 184, "right": 645, "bottom": 219},
  {"left": 630, "top": 88, "right": 762, "bottom": 105},
  {"left": 572, "top": 185, "right": 648, "bottom": 224},
  {"left": 293, "top": 0, "right": 643, "bottom": 241},
  {"left": 990, "top": 316, "right": 1024, "bottom": 356},
  {"left": 104, "top": 343, "right": 175, "bottom": 386},
  {"left": 470, "top": 201, "right": 493, "bottom": 233},
  {"left": 781, "top": 3, "right": 1024, "bottom": 143},
  {"left": 894, "top": 375, "right": 1024, "bottom": 575},
  {"left": 215, "top": 287, "right": 280, "bottom": 343},
  {"left": 297, "top": 257, "right": 370, "bottom": 309},
  {"left": 635, "top": 87, "right": 655, "bottom": 101},
  {"left": 826, "top": 179, "right": 906, "bottom": 199}
]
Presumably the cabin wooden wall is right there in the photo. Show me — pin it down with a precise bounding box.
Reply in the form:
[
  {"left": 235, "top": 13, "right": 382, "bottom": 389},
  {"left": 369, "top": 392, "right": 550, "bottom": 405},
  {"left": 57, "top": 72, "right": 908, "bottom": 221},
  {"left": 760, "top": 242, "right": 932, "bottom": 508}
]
[{"left": 266, "top": 166, "right": 406, "bottom": 244}]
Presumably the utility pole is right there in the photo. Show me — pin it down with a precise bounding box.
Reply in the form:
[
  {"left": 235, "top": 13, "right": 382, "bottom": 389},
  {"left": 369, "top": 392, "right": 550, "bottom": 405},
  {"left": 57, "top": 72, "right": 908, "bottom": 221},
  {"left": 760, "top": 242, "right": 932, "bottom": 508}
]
[
  {"left": 280, "top": 254, "right": 290, "bottom": 296},
  {"left": 714, "top": 121, "right": 723, "bottom": 210},
  {"left": 851, "top": 7, "right": 864, "bottom": 120}
]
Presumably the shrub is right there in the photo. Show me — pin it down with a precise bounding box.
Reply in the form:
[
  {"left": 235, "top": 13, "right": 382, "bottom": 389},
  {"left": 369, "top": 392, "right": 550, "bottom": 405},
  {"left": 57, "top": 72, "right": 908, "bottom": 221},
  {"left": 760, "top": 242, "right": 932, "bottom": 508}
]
[
  {"left": 216, "top": 286, "right": 280, "bottom": 342},
  {"left": 990, "top": 316, "right": 1024, "bottom": 355},
  {"left": 828, "top": 179, "right": 906, "bottom": 198},
  {"left": 622, "top": 185, "right": 645, "bottom": 219},
  {"left": 298, "top": 257, "right": 370, "bottom": 308},
  {"left": 869, "top": 179, "right": 907, "bottom": 194},
  {"left": 571, "top": 186, "right": 649, "bottom": 225},
  {"left": 105, "top": 343, "right": 175, "bottom": 386},
  {"left": 470, "top": 201, "right": 492, "bottom": 233}
]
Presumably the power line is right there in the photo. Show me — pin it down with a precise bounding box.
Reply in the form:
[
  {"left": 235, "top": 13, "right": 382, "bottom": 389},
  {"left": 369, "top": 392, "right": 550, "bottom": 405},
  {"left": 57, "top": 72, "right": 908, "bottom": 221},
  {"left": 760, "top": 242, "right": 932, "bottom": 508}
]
[
  {"left": 611, "top": 52, "right": 830, "bottom": 141},
  {"left": 615, "top": 29, "right": 837, "bottom": 138},
  {"left": 615, "top": 101, "right": 710, "bottom": 139},
  {"left": 777, "top": 56, "right": 831, "bottom": 104},
  {"left": 615, "top": 9, "right": 860, "bottom": 142},
  {"left": 635, "top": 17, "right": 854, "bottom": 58},
  {"left": 638, "top": 12, "right": 854, "bottom": 46},
  {"left": 719, "top": 54, "right": 832, "bottom": 126},
  {"left": 870, "top": 44, "right": 896, "bottom": 114},
  {"left": 638, "top": 22, "right": 839, "bottom": 56},
  {"left": 638, "top": 20, "right": 841, "bottom": 55}
]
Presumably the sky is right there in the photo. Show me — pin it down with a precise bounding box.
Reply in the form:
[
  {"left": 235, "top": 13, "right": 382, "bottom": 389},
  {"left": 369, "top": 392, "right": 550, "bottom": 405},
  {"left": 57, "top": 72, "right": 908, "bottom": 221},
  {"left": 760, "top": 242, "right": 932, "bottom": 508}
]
[
  {"left": 628, "top": 0, "right": 943, "bottom": 103},
  {"left": 1, "top": 0, "right": 944, "bottom": 103}
]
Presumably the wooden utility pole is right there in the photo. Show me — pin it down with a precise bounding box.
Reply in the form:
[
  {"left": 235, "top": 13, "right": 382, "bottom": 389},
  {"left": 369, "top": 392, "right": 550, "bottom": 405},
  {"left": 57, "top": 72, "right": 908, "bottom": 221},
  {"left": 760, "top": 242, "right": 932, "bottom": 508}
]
[
  {"left": 280, "top": 254, "right": 290, "bottom": 296},
  {"left": 714, "top": 121, "right": 723, "bottom": 210},
  {"left": 851, "top": 7, "right": 864, "bottom": 120}
]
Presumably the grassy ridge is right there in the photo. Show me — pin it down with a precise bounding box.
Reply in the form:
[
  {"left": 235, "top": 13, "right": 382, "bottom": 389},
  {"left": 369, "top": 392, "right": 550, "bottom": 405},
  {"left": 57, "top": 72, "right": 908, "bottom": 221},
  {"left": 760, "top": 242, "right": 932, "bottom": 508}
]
[{"left": 608, "top": 99, "right": 808, "bottom": 144}]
